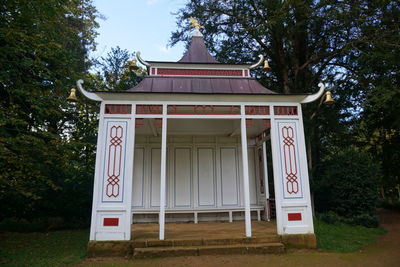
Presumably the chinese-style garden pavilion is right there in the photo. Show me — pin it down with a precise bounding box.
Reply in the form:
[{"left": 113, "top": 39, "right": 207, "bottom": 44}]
[{"left": 76, "top": 26, "right": 326, "bottom": 243}]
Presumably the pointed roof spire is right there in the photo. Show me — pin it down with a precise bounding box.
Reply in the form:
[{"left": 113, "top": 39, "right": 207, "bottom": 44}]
[{"left": 178, "top": 17, "right": 219, "bottom": 64}]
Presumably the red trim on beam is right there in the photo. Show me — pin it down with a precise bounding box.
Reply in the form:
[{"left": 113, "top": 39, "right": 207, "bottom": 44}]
[
  {"left": 103, "top": 218, "right": 119, "bottom": 226},
  {"left": 105, "top": 104, "right": 132, "bottom": 114},
  {"left": 288, "top": 213, "right": 302, "bottom": 221},
  {"left": 274, "top": 106, "right": 298, "bottom": 115},
  {"left": 157, "top": 68, "right": 243, "bottom": 77}
]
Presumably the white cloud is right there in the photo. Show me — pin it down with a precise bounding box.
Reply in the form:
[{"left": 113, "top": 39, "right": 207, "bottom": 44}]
[
  {"left": 155, "top": 44, "right": 171, "bottom": 54},
  {"left": 147, "top": 0, "right": 161, "bottom": 5}
]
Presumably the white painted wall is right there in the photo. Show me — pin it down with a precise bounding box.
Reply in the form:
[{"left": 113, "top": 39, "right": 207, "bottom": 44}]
[{"left": 131, "top": 137, "right": 261, "bottom": 213}]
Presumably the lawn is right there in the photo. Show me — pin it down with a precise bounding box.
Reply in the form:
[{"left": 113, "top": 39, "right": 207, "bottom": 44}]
[
  {"left": 0, "top": 230, "right": 89, "bottom": 267},
  {"left": 0, "top": 221, "right": 387, "bottom": 266},
  {"left": 315, "top": 220, "right": 386, "bottom": 252}
]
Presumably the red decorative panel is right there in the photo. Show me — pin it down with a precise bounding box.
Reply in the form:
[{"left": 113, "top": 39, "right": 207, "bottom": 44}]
[
  {"left": 274, "top": 106, "right": 298, "bottom": 115},
  {"left": 135, "top": 119, "right": 144, "bottom": 128},
  {"left": 105, "top": 104, "right": 131, "bottom": 114},
  {"left": 157, "top": 68, "right": 243, "bottom": 77},
  {"left": 103, "top": 218, "right": 119, "bottom": 226},
  {"left": 153, "top": 119, "right": 162, "bottom": 128},
  {"left": 245, "top": 106, "right": 270, "bottom": 115},
  {"left": 244, "top": 69, "right": 249, "bottom": 76},
  {"left": 282, "top": 126, "right": 299, "bottom": 194},
  {"left": 151, "top": 68, "right": 156, "bottom": 75},
  {"left": 263, "top": 119, "right": 271, "bottom": 129},
  {"left": 167, "top": 105, "right": 241, "bottom": 115},
  {"left": 246, "top": 119, "right": 253, "bottom": 128},
  {"left": 106, "top": 125, "right": 123, "bottom": 198},
  {"left": 136, "top": 105, "right": 162, "bottom": 114},
  {"left": 288, "top": 213, "right": 302, "bottom": 221}
]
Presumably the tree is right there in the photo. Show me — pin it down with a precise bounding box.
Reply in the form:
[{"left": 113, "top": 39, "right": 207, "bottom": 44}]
[
  {"left": 353, "top": 2, "right": 400, "bottom": 199},
  {"left": 92, "top": 46, "right": 145, "bottom": 91},
  {"left": 0, "top": 0, "right": 99, "bottom": 220},
  {"left": 170, "top": 0, "right": 399, "bottom": 212}
]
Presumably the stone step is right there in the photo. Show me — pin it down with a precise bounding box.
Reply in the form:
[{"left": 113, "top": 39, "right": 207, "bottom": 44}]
[
  {"left": 133, "top": 242, "right": 285, "bottom": 258},
  {"left": 133, "top": 235, "right": 281, "bottom": 248}
]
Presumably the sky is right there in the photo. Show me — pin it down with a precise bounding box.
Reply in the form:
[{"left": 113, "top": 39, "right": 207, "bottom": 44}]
[{"left": 93, "top": 0, "right": 187, "bottom": 62}]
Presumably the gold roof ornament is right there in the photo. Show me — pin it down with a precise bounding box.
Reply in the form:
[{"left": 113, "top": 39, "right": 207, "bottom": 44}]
[
  {"left": 190, "top": 17, "right": 205, "bottom": 29},
  {"left": 128, "top": 58, "right": 140, "bottom": 71},
  {"left": 67, "top": 88, "right": 78, "bottom": 102}
]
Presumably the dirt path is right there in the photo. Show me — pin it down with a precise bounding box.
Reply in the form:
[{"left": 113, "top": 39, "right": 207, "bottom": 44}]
[{"left": 81, "top": 210, "right": 400, "bottom": 267}]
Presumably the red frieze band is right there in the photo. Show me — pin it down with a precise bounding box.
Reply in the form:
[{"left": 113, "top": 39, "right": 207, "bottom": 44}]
[
  {"left": 274, "top": 106, "right": 298, "bottom": 116},
  {"left": 156, "top": 68, "right": 244, "bottom": 77},
  {"left": 136, "top": 105, "right": 162, "bottom": 114},
  {"left": 106, "top": 125, "right": 123, "bottom": 198},
  {"left": 245, "top": 106, "right": 270, "bottom": 115},
  {"left": 105, "top": 104, "right": 131, "bottom": 114},
  {"left": 167, "top": 105, "right": 241, "bottom": 115},
  {"left": 282, "top": 126, "right": 299, "bottom": 194}
]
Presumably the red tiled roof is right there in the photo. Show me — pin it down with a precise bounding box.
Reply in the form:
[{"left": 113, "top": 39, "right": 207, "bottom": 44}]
[{"left": 127, "top": 76, "right": 276, "bottom": 94}]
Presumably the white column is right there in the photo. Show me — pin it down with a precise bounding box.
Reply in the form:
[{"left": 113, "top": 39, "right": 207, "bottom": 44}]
[
  {"left": 262, "top": 141, "right": 270, "bottom": 221},
  {"left": 240, "top": 105, "right": 252, "bottom": 237},
  {"left": 159, "top": 105, "right": 168, "bottom": 240},
  {"left": 124, "top": 105, "right": 136, "bottom": 240}
]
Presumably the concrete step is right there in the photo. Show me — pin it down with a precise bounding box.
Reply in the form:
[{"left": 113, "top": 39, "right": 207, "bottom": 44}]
[
  {"left": 133, "top": 242, "right": 285, "bottom": 258},
  {"left": 132, "top": 235, "right": 281, "bottom": 248}
]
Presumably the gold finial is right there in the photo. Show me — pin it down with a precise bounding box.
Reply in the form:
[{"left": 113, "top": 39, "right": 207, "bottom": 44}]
[
  {"left": 128, "top": 58, "right": 139, "bottom": 71},
  {"left": 190, "top": 17, "right": 205, "bottom": 29}
]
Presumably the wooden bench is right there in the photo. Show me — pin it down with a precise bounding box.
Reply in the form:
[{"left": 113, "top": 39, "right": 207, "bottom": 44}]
[{"left": 132, "top": 206, "right": 264, "bottom": 224}]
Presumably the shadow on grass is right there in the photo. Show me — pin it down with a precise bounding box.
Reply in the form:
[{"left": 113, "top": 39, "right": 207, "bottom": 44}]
[{"left": 0, "top": 230, "right": 89, "bottom": 266}]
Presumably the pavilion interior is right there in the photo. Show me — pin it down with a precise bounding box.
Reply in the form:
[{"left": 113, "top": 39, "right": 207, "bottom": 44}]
[
  {"left": 135, "top": 118, "right": 268, "bottom": 138},
  {"left": 132, "top": 118, "right": 275, "bottom": 224}
]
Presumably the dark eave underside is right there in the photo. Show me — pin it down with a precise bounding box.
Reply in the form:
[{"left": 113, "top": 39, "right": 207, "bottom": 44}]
[{"left": 126, "top": 76, "right": 277, "bottom": 95}]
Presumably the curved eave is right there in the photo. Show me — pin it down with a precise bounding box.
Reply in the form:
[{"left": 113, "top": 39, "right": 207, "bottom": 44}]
[{"left": 90, "top": 91, "right": 313, "bottom": 103}]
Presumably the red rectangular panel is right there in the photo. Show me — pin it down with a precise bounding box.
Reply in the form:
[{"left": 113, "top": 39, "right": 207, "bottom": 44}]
[
  {"left": 245, "top": 106, "right": 270, "bottom": 115},
  {"left": 157, "top": 68, "right": 243, "bottom": 77},
  {"left": 274, "top": 106, "right": 298, "bottom": 115},
  {"left": 136, "top": 105, "right": 162, "bottom": 114},
  {"left": 288, "top": 213, "right": 302, "bottom": 221},
  {"left": 103, "top": 218, "right": 119, "bottom": 226},
  {"left": 105, "top": 104, "right": 132, "bottom": 114}
]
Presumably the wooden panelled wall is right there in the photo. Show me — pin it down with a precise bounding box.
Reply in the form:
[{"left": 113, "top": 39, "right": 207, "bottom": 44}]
[{"left": 131, "top": 136, "right": 263, "bottom": 211}]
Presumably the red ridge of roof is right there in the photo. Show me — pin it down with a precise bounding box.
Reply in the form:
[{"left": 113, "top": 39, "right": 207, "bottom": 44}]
[
  {"left": 178, "top": 36, "right": 219, "bottom": 63},
  {"left": 127, "top": 76, "right": 276, "bottom": 95}
]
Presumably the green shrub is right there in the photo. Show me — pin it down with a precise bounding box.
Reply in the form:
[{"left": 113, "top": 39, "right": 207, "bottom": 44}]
[
  {"left": 381, "top": 199, "right": 400, "bottom": 212},
  {"left": 315, "top": 148, "right": 381, "bottom": 226},
  {"left": 318, "top": 211, "right": 341, "bottom": 224},
  {"left": 0, "top": 216, "right": 90, "bottom": 232},
  {"left": 0, "top": 218, "right": 48, "bottom": 232},
  {"left": 318, "top": 212, "right": 379, "bottom": 228}
]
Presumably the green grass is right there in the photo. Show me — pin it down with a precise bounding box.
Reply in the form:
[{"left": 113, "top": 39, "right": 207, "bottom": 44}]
[
  {"left": 315, "top": 219, "right": 387, "bottom": 252},
  {"left": 0, "top": 230, "right": 89, "bottom": 267}
]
